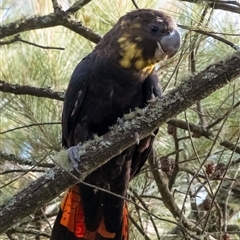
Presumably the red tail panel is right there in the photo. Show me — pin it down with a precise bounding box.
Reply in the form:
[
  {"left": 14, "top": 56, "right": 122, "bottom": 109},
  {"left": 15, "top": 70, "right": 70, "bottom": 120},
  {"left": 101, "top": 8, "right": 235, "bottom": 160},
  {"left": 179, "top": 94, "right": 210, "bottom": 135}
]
[
  {"left": 60, "top": 186, "right": 86, "bottom": 238},
  {"left": 59, "top": 186, "right": 129, "bottom": 240},
  {"left": 122, "top": 202, "right": 129, "bottom": 240}
]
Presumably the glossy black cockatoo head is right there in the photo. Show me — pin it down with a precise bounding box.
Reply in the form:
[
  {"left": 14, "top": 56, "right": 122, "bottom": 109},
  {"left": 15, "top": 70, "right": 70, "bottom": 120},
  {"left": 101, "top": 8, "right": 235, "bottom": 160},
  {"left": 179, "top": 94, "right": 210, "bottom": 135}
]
[{"left": 95, "top": 9, "right": 180, "bottom": 74}]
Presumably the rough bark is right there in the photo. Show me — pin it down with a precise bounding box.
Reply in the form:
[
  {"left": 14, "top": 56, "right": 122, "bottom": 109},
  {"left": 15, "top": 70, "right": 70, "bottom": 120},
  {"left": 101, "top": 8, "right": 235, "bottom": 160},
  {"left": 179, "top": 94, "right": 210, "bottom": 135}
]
[{"left": 0, "top": 9, "right": 101, "bottom": 44}]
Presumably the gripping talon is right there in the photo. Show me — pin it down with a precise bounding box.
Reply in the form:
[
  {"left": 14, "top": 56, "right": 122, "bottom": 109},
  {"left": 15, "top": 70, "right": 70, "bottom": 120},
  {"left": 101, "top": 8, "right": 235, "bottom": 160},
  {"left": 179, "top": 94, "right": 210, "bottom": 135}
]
[
  {"left": 134, "top": 131, "right": 140, "bottom": 145},
  {"left": 67, "top": 145, "right": 81, "bottom": 174},
  {"left": 117, "top": 117, "right": 124, "bottom": 130}
]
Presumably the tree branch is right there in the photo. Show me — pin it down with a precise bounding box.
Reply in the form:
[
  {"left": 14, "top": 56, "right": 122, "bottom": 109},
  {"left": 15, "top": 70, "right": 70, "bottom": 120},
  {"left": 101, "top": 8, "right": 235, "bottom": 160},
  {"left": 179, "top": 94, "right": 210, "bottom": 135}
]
[
  {"left": 207, "top": 1, "right": 240, "bottom": 14},
  {"left": 0, "top": 80, "right": 65, "bottom": 101},
  {"left": 0, "top": 52, "right": 239, "bottom": 234},
  {"left": 0, "top": 11, "right": 101, "bottom": 44},
  {"left": 65, "top": 0, "right": 93, "bottom": 14},
  {"left": 51, "top": 0, "right": 61, "bottom": 13},
  {"left": 167, "top": 119, "right": 240, "bottom": 154},
  {"left": 180, "top": 0, "right": 240, "bottom": 14},
  {"left": 0, "top": 150, "right": 54, "bottom": 168},
  {"left": 178, "top": 24, "right": 240, "bottom": 51}
]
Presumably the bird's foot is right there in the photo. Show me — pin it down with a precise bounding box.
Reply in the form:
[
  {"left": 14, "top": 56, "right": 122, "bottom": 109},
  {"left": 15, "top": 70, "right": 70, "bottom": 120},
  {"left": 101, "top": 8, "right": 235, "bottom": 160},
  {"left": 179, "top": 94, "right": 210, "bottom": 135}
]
[
  {"left": 117, "top": 117, "right": 124, "bottom": 130},
  {"left": 134, "top": 131, "right": 140, "bottom": 145},
  {"left": 67, "top": 145, "right": 81, "bottom": 174}
]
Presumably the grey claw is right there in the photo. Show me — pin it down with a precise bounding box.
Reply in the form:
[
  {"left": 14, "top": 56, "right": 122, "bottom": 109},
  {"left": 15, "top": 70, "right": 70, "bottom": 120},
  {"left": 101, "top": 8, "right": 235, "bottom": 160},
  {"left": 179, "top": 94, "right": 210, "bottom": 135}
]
[
  {"left": 117, "top": 117, "right": 124, "bottom": 130},
  {"left": 67, "top": 145, "right": 81, "bottom": 174},
  {"left": 134, "top": 131, "right": 140, "bottom": 145}
]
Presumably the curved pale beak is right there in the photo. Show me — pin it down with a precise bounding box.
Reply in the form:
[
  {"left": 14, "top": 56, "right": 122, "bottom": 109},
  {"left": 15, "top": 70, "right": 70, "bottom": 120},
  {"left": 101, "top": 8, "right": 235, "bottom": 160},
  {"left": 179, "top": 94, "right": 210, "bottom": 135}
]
[
  {"left": 159, "top": 29, "right": 181, "bottom": 58},
  {"left": 154, "top": 29, "right": 180, "bottom": 61}
]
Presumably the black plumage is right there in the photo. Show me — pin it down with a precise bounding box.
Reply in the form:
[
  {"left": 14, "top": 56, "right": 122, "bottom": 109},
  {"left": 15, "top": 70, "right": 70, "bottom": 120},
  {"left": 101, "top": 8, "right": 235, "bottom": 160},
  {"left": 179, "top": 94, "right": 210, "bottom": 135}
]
[{"left": 51, "top": 9, "right": 180, "bottom": 240}]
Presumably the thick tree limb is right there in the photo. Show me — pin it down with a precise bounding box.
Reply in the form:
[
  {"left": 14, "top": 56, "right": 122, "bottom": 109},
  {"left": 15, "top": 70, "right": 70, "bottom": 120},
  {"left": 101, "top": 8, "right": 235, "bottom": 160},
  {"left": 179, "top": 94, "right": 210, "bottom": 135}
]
[
  {"left": 0, "top": 53, "right": 239, "bottom": 234},
  {"left": 1, "top": 82, "right": 239, "bottom": 154}
]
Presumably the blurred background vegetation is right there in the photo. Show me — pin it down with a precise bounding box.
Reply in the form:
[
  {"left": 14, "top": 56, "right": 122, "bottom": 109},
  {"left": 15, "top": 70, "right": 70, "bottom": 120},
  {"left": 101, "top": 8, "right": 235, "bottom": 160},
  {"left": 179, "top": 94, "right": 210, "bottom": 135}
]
[{"left": 0, "top": 0, "right": 239, "bottom": 239}]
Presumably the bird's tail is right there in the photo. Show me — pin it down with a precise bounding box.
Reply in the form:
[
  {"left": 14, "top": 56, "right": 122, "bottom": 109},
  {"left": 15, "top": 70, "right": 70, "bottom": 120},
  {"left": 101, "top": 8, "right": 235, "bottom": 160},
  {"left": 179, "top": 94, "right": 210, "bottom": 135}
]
[{"left": 50, "top": 186, "right": 129, "bottom": 240}]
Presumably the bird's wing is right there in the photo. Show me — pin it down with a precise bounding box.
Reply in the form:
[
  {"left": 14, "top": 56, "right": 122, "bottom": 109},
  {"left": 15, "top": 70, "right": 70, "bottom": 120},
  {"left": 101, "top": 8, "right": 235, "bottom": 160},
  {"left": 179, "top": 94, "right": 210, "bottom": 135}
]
[
  {"left": 130, "top": 72, "right": 162, "bottom": 179},
  {"left": 62, "top": 55, "right": 92, "bottom": 148}
]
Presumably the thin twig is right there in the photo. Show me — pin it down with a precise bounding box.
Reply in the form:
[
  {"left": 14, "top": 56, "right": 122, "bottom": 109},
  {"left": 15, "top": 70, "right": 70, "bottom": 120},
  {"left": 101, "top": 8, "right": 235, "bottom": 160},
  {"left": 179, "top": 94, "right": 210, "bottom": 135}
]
[
  {"left": 0, "top": 151, "right": 55, "bottom": 168},
  {"left": 130, "top": 187, "right": 161, "bottom": 240},
  {"left": 207, "top": 100, "right": 240, "bottom": 129},
  {"left": 0, "top": 36, "right": 18, "bottom": 45},
  {"left": 201, "top": 136, "right": 240, "bottom": 233},
  {"left": 8, "top": 228, "right": 50, "bottom": 238},
  {"left": 178, "top": 24, "right": 240, "bottom": 51},
  {"left": 66, "top": 0, "right": 92, "bottom": 14},
  {"left": 0, "top": 122, "right": 61, "bottom": 134},
  {"left": 168, "top": 122, "right": 180, "bottom": 190},
  {"left": 129, "top": 214, "right": 151, "bottom": 240},
  {"left": 1, "top": 169, "right": 46, "bottom": 174},
  {"left": 131, "top": 0, "right": 139, "bottom": 9},
  {"left": 16, "top": 35, "right": 64, "bottom": 50},
  {"left": 167, "top": 119, "right": 240, "bottom": 154},
  {"left": 1, "top": 34, "right": 64, "bottom": 50},
  {"left": 180, "top": 0, "right": 240, "bottom": 14}
]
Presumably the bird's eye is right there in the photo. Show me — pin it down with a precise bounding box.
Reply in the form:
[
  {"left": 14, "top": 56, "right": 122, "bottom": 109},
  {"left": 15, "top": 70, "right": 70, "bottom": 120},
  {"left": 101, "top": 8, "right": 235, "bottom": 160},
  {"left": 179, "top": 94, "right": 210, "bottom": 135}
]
[{"left": 151, "top": 25, "right": 159, "bottom": 33}]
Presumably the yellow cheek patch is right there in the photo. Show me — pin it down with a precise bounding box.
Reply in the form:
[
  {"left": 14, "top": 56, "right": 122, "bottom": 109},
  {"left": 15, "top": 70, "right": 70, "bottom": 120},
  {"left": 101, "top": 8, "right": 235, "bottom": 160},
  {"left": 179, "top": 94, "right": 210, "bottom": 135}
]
[
  {"left": 119, "top": 58, "right": 131, "bottom": 68},
  {"left": 118, "top": 35, "right": 157, "bottom": 73},
  {"left": 118, "top": 38, "right": 143, "bottom": 68}
]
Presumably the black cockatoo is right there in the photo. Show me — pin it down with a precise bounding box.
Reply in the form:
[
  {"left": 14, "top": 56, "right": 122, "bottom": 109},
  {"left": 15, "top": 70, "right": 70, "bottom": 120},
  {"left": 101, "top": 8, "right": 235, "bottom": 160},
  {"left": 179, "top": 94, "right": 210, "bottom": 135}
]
[{"left": 51, "top": 9, "right": 180, "bottom": 240}]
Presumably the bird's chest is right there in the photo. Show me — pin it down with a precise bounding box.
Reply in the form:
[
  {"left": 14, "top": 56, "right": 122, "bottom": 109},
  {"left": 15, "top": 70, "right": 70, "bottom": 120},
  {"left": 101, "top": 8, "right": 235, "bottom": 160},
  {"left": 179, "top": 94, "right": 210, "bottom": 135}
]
[{"left": 86, "top": 75, "right": 144, "bottom": 132}]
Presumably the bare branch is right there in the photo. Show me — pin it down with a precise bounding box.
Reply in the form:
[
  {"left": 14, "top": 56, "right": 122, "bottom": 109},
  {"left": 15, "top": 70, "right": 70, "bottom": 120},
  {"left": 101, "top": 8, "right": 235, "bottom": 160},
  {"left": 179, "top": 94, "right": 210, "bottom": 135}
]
[
  {"left": 0, "top": 36, "right": 18, "bottom": 45},
  {"left": 0, "top": 11, "right": 101, "bottom": 44},
  {"left": 1, "top": 169, "right": 45, "bottom": 174},
  {"left": 130, "top": 187, "right": 161, "bottom": 239},
  {"left": 180, "top": 0, "right": 240, "bottom": 14},
  {"left": 129, "top": 214, "right": 151, "bottom": 240},
  {"left": 17, "top": 35, "right": 64, "bottom": 50},
  {"left": 131, "top": 0, "right": 140, "bottom": 9},
  {"left": 0, "top": 53, "right": 239, "bottom": 234},
  {"left": 51, "top": 0, "right": 61, "bottom": 13},
  {"left": 167, "top": 118, "right": 240, "bottom": 154},
  {"left": 178, "top": 24, "right": 240, "bottom": 51},
  {"left": 207, "top": 1, "right": 240, "bottom": 14},
  {"left": 0, "top": 34, "right": 64, "bottom": 50},
  {"left": 148, "top": 151, "right": 201, "bottom": 238},
  {"left": 65, "top": 0, "right": 93, "bottom": 14},
  {"left": 207, "top": 100, "right": 240, "bottom": 129},
  {"left": 0, "top": 122, "right": 61, "bottom": 134},
  {"left": 7, "top": 228, "right": 51, "bottom": 238},
  {"left": 0, "top": 80, "right": 65, "bottom": 101},
  {"left": 0, "top": 150, "right": 55, "bottom": 168}
]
